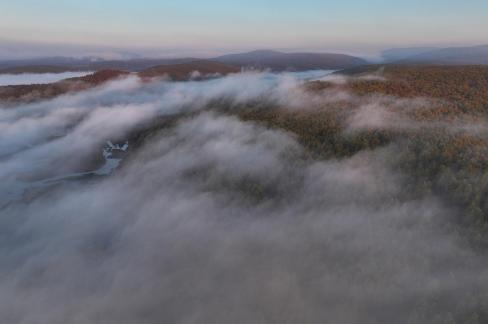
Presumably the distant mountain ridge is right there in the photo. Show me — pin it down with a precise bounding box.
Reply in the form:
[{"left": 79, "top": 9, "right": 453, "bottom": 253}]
[
  {"left": 214, "top": 50, "right": 367, "bottom": 71},
  {"left": 0, "top": 50, "right": 367, "bottom": 74},
  {"left": 0, "top": 57, "right": 200, "bottom": 73},
  {"left": 381, "top": 47, "right": 440, "bottom": 62},
  {"left": 3, "top": 45, "right": 488, "bottom": 74},
  {"left": 0, "top": 65, "right": 85, "bottom": 74},
  {"left": 395, "top": 45, "right": 488, "bottom": 65}
]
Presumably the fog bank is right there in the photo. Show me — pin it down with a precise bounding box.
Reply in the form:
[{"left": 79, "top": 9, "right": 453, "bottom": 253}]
[{"left": 1, "top": 71, "right": 487, "bottom": 324}]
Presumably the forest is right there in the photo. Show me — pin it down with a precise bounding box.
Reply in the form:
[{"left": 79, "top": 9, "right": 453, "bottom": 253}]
[
  {"left": 238, "top": 66, "right": 488, "bottom": 247},
  {"left": 4, "top": 65, "right": 488, "bottom": 323}
]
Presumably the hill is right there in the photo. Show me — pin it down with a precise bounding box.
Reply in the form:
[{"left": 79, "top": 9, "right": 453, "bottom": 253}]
[
  {"left": 331, "top": 64, "right": 488, "bottom": 112},
  {"left": 0, "top": 65, "right": 85, "bottom": 74},
  {"left": 0, "top": 61, "right": 239, "bottom": 103},
  {"left": 0, "top": 70, "right": 130, "bottom": 104},
  {"left": 0, "top": 56, "right": 94, "bottom": 70},
  {"left": 214, "top": 50, "right": 367, "bottom": 71},
  {"left": 87, "top": 57, "right": 200, "bottom": 71},
  {"left": 236, "top": 65, "right": 488, "bottom": 256},
  {"left": 398, "top": 45, "right": 488, "bottom": 65},
  {"left": 139, "top": 60, "right": 239, "bottom": 79},
  {"left": 0, "top": 57, "right": 200, "bottom": 72},
  {"left": 0, "top": 50, "right": 368, "bottom": 74},
  {"left": 381, "top": 47, "right": 439, "bottom": 62}
]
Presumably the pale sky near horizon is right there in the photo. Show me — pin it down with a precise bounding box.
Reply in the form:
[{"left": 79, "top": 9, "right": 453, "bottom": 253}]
[{"left": 1, "top": 0, "right": 487, "bottom": 58}]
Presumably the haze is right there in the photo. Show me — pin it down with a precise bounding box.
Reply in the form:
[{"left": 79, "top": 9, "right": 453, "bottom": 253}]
[
  {"left": 1, "top": 0, "right": 488, "bottom": 59},
  {"left": 3, "top": 2, "right": 488, "bottom": 323}
]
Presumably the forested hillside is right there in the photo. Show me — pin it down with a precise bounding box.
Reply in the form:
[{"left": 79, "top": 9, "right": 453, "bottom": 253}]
[{"left": 236, "top": 66, "right": 488, "bottom": 250}]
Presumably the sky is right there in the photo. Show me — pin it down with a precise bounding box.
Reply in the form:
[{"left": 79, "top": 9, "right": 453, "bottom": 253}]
[{"left": 1, "top": 0, "right": 488, "bottom": 58}]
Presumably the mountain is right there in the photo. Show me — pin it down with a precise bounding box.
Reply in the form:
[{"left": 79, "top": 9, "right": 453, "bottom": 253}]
[
  {"left": 214, "top": 50, "right": 367, "bottom": 71},
  {"left": 0, "top": 50, "right": 368, "bottom": 74},
  {"left": 381, "top": 47, "right": 439, "bottom": 62},
  {"left": 0, "top": 57, "right": 200, "bottom": 73},
  {"left": 398, "top": 45, "right": 488, "bottom": 65},
  {"left": 139, "top": 60, "right": 239, "bottom": 79}
]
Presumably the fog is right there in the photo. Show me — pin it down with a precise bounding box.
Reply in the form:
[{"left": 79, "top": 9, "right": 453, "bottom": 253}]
[
  {"left": 0, "top": 72, "right": 94, "bottom": 86},
  {"left": 1, "top": 71, "right": 487, "bottom": 323}
]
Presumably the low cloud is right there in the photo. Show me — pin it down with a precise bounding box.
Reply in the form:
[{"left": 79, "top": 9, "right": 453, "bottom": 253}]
[{"left": 1, "top": 71, "right": 487, "bottom": 323}]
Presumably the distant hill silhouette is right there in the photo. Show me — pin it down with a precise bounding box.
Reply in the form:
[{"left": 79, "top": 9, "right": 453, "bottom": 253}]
[
  {"left": 0, "top": 65, "right": 84, "bottom": 74},
  {"left": 0, "top": 50, "right": 367, "bottom": 74},
  {"left": 381, "top": 47, "right": 439, "bottom": 62},
  {"left": 397, "top": 45, "right": 488, "bottom": 65},
  {"left": 0, "top": 57, "right": 200, "bottom": 73},
  {"left": 214, "top": 50, "right": 367, "bottom": 71}
]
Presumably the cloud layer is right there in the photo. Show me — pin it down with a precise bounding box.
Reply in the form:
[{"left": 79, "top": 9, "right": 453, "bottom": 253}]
[{"left": 1, "top": 71, "right": 487, "bottom": 323}]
